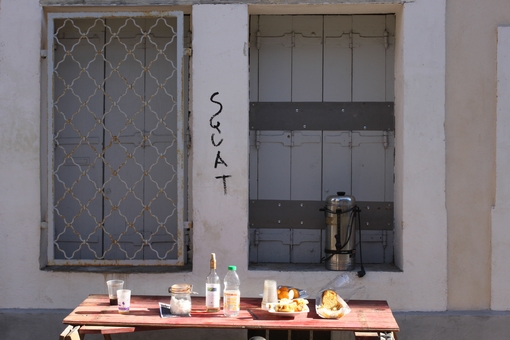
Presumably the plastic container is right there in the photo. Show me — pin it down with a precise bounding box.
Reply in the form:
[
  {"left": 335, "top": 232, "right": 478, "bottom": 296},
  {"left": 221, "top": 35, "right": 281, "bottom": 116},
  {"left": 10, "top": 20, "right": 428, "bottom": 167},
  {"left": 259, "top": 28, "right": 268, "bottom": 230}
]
[
  {"left": 223, "top": 265, "right": 240, "bottom": 317},
  {"left": 205, "top": 253, "right": 221, "bottom": 312}
]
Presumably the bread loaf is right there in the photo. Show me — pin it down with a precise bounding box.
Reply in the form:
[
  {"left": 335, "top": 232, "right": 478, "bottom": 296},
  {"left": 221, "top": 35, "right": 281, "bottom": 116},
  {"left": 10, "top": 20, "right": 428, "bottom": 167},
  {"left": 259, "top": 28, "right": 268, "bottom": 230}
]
[
  {"left": 316, "top": 290, "right": 350, "bottom": 319},
  {"left": 321, "top": 289, "right": 342, "bottom": 310}
]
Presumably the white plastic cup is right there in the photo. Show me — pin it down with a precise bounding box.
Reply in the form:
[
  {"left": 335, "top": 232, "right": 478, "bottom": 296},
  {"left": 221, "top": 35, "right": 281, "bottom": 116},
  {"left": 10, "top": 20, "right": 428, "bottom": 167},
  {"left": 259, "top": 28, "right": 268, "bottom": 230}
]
[
  {"left": 106, "top": 280, "right": 124, "bottom": 306},
  {"left": 261, "top": 279, "right": 278, "bottom": 310},
  {"left": 117, "top": 289, "right": 131, "bottom": 314}
]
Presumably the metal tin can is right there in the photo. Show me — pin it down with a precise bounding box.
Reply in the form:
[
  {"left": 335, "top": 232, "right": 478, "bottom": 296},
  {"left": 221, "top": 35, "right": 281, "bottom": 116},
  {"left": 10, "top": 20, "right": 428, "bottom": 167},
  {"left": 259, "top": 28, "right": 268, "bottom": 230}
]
[{"left": 322, "top": 192, "right": 357, "bottom": 271}]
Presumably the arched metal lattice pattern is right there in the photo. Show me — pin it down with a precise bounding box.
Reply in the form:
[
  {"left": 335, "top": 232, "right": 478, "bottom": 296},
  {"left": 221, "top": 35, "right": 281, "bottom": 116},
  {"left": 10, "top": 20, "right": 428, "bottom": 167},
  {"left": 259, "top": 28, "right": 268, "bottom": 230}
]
[{"left": 46, "top": 12, "right": 185, "bottom": 265}]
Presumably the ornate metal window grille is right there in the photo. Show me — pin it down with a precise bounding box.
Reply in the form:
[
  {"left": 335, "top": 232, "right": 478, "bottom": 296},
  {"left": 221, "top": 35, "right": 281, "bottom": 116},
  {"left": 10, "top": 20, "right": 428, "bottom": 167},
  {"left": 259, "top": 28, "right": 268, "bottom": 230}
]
[{"left": 45, "top": 12, "right": 186, "bottom": 266}]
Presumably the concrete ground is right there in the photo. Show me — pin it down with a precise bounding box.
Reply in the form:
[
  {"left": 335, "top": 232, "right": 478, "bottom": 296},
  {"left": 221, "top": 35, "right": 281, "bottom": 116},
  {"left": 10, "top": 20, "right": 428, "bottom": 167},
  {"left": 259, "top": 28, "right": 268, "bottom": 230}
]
[{"left": 2, "top": 309, "right": 510, "bottom": 339}]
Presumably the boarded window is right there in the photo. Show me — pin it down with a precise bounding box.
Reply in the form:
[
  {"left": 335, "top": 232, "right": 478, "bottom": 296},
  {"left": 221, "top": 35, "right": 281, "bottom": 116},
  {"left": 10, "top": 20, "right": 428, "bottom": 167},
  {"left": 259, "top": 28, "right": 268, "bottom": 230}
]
[{"left": 249, "top": 15, "right": 395, "bottom": 265}]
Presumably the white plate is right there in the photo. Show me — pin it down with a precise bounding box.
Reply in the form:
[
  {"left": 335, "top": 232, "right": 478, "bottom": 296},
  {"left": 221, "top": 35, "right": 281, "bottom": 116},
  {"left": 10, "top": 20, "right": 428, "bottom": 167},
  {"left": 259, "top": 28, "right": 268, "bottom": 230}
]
[{"left": 267, "top": 305, "right": 309, "bottom": 317}]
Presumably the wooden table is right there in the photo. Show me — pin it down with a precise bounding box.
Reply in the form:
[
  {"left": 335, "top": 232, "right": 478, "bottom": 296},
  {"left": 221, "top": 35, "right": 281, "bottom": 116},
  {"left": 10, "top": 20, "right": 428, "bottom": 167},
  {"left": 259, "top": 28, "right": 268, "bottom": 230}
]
[{"left": 60, "top": 295, "right": 399, "bottom": 340}]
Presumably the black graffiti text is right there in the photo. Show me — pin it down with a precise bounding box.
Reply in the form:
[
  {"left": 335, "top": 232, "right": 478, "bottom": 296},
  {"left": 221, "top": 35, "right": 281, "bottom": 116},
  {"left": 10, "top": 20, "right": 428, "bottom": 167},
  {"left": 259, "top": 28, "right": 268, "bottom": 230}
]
[{"left": 209, "top": 92, "right": 231, "bottom": 194}]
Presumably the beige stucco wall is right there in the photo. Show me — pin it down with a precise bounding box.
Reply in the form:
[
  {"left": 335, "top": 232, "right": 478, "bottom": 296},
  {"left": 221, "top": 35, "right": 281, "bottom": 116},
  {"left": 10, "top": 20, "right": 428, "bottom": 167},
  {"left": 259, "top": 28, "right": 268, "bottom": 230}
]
[
  {"left": 2, "top": 0, "right": 508, "bottom": 320},
  {"left": 445, "top": 0, "right": 510, "bottom": 310},
  {"left": 492, "top": 26, "right": 510, "bottom": 311},
  {"left": 190, "top": 3, "right": 251, "bottom": 277},
  {"left": 0, "top": 0, "right": 447, "bottom": 312}
]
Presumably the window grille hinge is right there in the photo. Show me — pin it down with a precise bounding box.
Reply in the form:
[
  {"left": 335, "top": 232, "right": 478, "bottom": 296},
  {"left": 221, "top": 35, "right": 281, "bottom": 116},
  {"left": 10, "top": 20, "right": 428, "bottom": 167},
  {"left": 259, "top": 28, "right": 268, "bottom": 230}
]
[
  {"left": 186, "top": 130, "right": 192, "bottom": 149},
  {"left": 383, "top": 131, "right": 389, "bottom": 149},
  {"left": 184, "top": 228, "right": 190, "bottom": 247},
  {"left": 186, "top": 30, "right": 192, "bottom": 49},
  {"left": 255, "top": 130, "right": 261, "bottom": 150},
  {"left": 184, "top": 222, "right": 193, "bottom": 248},
  {"left": 41, "top": 50, "right": 48, "bottom": 59},
  {"left": 184, "top": 48, "right": 192, "bottom": 57}
]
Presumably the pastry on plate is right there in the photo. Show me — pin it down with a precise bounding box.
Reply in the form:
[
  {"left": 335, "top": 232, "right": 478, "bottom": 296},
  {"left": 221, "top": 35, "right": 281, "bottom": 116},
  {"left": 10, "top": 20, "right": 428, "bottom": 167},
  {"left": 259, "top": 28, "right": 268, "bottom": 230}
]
[
  {"left": 271, "top": 298, "right": 309, "bottom": 313},
  {"left": 277, "top": 286, "right": 301, "bottom": 300}
]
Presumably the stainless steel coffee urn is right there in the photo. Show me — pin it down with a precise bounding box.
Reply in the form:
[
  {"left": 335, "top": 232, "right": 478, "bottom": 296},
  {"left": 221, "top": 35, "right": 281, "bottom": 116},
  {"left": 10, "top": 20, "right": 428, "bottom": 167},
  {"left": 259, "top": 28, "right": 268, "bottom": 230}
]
[{"left": 321, "top": 192, "right": 358, "bottom": 271}]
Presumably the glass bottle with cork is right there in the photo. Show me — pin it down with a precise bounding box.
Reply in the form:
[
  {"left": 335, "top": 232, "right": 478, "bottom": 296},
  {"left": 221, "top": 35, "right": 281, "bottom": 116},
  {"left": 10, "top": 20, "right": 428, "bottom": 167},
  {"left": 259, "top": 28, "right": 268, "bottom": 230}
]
[{"left": 205, "top": 253, "right": 220, "bottom": 312}]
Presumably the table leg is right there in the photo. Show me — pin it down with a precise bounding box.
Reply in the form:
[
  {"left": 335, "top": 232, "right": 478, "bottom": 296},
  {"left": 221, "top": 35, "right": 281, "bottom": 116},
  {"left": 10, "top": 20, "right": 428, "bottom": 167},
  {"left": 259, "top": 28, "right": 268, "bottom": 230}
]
[
  {"left": 59, "top": 326, "right": 81, "bottom": 340},
  {"left": 78, "top": 333, "right": 111, "bottom": 340},
  {"left": 60, "top": 325, "right": 74, "bottom": 340}
]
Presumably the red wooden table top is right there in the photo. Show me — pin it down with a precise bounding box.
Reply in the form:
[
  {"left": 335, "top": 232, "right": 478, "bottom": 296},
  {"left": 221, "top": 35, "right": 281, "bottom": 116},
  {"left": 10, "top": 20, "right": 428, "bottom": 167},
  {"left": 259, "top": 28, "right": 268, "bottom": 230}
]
[{"left": 63, "top": 295, "right": 399, "bottom": 333}]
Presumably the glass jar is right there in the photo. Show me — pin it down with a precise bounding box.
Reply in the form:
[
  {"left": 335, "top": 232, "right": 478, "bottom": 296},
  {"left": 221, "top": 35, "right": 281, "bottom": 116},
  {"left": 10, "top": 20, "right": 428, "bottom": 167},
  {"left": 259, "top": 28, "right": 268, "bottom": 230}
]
[{"left": 169, "top": 283, "right": 192, "bottom": 316}]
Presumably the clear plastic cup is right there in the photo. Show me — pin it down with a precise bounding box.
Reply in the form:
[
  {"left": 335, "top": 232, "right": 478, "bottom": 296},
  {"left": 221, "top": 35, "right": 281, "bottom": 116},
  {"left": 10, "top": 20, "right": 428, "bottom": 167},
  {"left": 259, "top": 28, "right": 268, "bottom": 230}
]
[
  {"left": 117, "top": 289, "right": 131, "bottom": 314},
  {"left": 261, "top": 279, "right": 278, "bottom": 310},
  {"left": 106, "top": 280, "right": 124, "bottom": 306}
]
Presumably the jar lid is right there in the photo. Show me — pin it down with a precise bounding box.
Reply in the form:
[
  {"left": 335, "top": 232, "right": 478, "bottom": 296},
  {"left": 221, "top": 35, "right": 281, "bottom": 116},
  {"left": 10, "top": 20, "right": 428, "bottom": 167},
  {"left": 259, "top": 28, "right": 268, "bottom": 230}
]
[{"left": 169, "top": 283, "right": 192, "bottom": 294}]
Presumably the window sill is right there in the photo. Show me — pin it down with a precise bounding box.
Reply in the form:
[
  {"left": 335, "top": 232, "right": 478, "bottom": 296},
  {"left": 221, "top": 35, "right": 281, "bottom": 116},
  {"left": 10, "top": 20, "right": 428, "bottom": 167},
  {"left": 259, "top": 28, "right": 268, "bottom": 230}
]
[
  {"left": 41, "top": 263, "right": 192, "bottom": 273},
  {"left": 248, "top": 262, "right": 401, "bottom": 273}
]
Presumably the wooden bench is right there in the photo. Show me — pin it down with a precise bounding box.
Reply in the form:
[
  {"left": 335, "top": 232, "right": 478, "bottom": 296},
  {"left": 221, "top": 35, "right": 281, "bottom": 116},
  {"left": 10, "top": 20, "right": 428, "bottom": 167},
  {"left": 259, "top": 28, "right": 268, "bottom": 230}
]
[
  {"left": 355, "top": 332, "right": 398, "bottom": 340},
  {"left": 59, "top": 325, "right": 136, "bottom": 340}
]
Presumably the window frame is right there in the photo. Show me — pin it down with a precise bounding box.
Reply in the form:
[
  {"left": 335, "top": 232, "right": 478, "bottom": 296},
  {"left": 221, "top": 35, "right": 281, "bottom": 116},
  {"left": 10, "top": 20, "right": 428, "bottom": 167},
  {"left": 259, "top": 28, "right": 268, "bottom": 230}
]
[
  {"left": 247, "top": 14, "right": 395, "bottom": 266},
  {"left": 42, "top": 11, "right": 187, "bottom": 267}
]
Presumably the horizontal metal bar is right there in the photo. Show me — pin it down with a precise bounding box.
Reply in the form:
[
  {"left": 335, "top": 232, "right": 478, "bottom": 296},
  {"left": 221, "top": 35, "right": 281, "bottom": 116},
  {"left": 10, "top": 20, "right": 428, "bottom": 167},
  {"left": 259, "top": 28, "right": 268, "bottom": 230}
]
[
  {"left": 48, "top": 259, "right": 185, "bottom": 267},
  {"left": 47, "top": 11, "right": 183, "bottom": 20},
  {"left": 357, "top": 202, "right": 394, "bottom": 231},
  {"left": 249, "top": 199, "right": 393, "bottom": 230},
  {"left": 249, "top": 200, "right": 325, "bottom": 229},
  {"left": 250, "top": 102, "right": 394, "bottom": 131}
]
